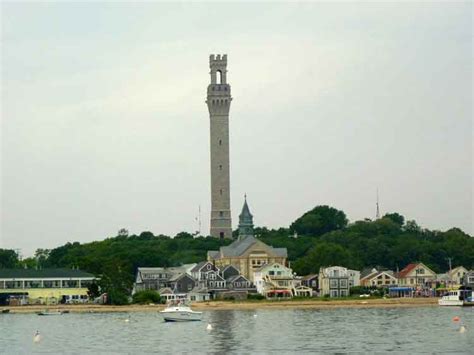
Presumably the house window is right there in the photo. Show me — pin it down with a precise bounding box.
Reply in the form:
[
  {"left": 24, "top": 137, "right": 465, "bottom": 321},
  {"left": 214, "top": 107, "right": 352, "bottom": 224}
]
[
  {"left": 340, "top": 290, "right": 348, "bottom": 297},
  {"left": 207, "top": 264, "right": 212, "bottom": 270},
  {"left": 468, "top": 276, "right": 474, "bottom": 283},
  {"left": 269, "top": 271, "right": 274, "bottom": 276},
  {"left": 340, "top": 279, "right": 348, "bottom": 288},
  {"left": 330, "top": 290, "right": 339, "bottom": 297},
  {"left": 330, "top": 279, "right": 338, "bottom": 288}
]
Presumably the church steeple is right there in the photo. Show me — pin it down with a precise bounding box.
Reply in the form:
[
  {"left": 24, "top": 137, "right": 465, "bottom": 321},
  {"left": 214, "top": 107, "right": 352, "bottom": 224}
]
[{"left": 238, "top": 195, "right": 254, "bottom": 239}]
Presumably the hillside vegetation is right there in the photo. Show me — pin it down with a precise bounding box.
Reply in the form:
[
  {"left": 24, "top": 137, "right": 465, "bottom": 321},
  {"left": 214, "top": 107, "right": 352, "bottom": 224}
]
[{"left": 1, "top": 206, "right": 472, "bottom": 300}]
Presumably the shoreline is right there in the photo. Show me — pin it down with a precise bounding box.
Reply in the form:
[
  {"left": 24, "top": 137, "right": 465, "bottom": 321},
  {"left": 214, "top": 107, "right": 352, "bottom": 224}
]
[{"left": 2, "top": 298, "right": 439, "bottom": 313}]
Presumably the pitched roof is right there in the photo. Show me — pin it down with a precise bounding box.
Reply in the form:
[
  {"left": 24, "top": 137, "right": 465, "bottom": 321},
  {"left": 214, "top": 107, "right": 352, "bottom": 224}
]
[
  {"left": 218, "top": 235, "right": 287, "bottom": 258},
  {"left": 397, "top": 263, "right": 418, "bottom": 278},
  {"left": 190, "top": 261, "right": 209, "bottom": 272},
  {"left": 168, "top": 273, "right": 194, "bottom": 282},
  {"left": 226, "top": 275, "right": 249, "bottom": 283},
  {"left": 301, "top": 274, "right": 318, "bottom": 281},
  {"left": 0, "top": 268, "right": 95, "bottom": 279},
  {"left": 363, "top": 270, "right": 397, "bottom": 281}
]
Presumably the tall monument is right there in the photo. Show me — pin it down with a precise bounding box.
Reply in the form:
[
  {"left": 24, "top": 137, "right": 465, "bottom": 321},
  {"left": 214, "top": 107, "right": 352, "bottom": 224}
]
[{"left": 206, "top": 54, "right": 232, "bottom": 239}]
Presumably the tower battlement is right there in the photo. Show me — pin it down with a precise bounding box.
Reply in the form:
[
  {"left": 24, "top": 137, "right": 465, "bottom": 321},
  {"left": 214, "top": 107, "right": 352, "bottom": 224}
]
[{"left": 210, "top": 54, "right": 227, "bottom": 65}]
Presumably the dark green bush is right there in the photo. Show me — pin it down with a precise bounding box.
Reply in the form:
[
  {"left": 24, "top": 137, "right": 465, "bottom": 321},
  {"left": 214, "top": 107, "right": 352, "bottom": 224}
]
[{"left": 132, "top": 290, "right": 161, "bottom": 304}]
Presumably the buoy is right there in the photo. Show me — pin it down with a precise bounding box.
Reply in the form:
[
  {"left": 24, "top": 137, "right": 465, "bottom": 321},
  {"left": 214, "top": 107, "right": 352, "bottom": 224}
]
[
  {"left": 453, "top": 316, "right": 460, "bottom": 322},
  {"left": 206, "top": 323, "right": 213, "bottom": 331},
  {"left": 124, "top": 319, "right": 130, "bottom": 323},
  {"left": 459, "top": 325, "right": 467, "bottom": 333},
  {"left": 253, "top": 314, "right": 257, "bottom": 318},
  {"left": 33, "top": 331, "right": 41, "bottom": 343}
]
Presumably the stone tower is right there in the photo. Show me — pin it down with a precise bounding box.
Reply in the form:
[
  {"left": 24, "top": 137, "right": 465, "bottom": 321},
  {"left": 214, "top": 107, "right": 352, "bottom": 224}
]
[
  {"left": 206, "top": 54, "right": 232, "bottom": 239},
  {"left": 238, "top": 195, "right": 254, "bottom": 240}
]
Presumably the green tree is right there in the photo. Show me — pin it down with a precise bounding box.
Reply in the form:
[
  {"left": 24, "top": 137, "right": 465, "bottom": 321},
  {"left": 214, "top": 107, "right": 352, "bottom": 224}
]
[
  {"left": 293, "top": 242, "right": 356, "bottom": 275},
  {"left": 290, "top": 205, "right": 348, "bottom": 236},
  {"left": 383, "top": 213, "right": 405, "bottom": 227},
  {"left": 0, "top": 249, "right": 19, "bottom": 268}
]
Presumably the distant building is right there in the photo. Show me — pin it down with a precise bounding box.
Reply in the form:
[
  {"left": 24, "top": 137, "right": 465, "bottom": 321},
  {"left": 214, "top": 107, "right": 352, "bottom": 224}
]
[
  {"left": 447, "top": 266, "right": 468, "bottom": 285},
  {"left": 462, "top": 270, "right": 474, "bottom": 288},
  {"left": 133, "top": 264, "right": 196, "bottom": 294},
  {"left": 207, "top": 198, "right": 287, "bottom": 282},
  {"left": 396, "top": 263, "right": 436, "bottom": 287},
  {"left": 319, "top": 266, "right": 351, "bottom": 297},
  {"left": 301, "top": 274, "right": 319, "bottom": 294},
  {"left": 347, "top": 269, "right": 361, "bottom": 287},
  {"left": 253, "top": 263, "right": 310, "bottom": 299},
  {"left": 207, "top": 54, "right": 233, "bottom": 239},
  {"left": 360, "top": 269, "right": 398, "bottom": 288},
  {"left": 0, "top": 268, "right": 96, "bottom": 306}
]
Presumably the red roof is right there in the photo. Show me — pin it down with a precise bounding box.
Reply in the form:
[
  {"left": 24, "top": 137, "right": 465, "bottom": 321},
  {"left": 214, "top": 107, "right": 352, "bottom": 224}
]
[{"left": 397, "top": 263, "right": 418, "bottom": 278}]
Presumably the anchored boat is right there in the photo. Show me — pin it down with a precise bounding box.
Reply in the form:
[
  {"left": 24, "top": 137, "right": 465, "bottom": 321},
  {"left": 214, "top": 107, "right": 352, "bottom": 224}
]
[
  {"left": 438, "top": 289, "right": 474, "bottom": 306},
  {"left": 160, "top": 301, "right": 202, "bottom": 322}
]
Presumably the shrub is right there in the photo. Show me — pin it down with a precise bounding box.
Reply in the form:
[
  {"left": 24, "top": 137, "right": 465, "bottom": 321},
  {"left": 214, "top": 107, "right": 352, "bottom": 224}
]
[
  {"left": 247, "top": 293, "right": 265, "bottom": 300},
  {"left": 132, "top": 290, "right": 161, "bottom": 304}
]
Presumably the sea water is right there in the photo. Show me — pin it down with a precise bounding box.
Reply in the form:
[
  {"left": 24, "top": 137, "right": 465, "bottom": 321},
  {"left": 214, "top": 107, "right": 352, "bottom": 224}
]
[{"left": 0, "top": 307, "right": 472, "bottom": 354}]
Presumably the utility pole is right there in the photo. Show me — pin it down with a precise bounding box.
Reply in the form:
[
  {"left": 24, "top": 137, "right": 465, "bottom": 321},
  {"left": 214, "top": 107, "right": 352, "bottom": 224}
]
[{"left": 446, "top": 257, "right": 452, "bottom": 272}]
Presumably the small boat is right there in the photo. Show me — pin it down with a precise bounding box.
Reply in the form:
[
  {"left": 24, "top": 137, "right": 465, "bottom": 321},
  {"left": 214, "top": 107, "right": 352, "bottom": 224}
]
[
  {"left": 438, "top": 289, "right": 474, "bottom": 306},
  {"left": 37, "top": 310, "right": 64, "bottom": 316},
  {"left": 160, "top": 301, "right": 202, "bottom": 322},
  {"left": 1, "top": 309, "right": 10, "bottom": 314}
]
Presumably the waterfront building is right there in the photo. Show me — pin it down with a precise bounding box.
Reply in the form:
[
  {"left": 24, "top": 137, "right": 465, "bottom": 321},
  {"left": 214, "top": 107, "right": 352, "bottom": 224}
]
[
  {"left": 447, "top": 266, "right": 468, "bottom": 285},
  {"left": 347, "top": 269, "right": 361, "bottom": 287},
  {"left": 207, "top": 54, "right": 233, "bottom": 239},
  {"left": 0, "top": 268, "right": 96, "bottom": 306},
  {"left": 207, "top": 198, "right": 288, "bottom": 282},
  {"left": 319, "top": 266, "right": 351, "bottom": 297},
  {"left": 360, "top": 269, "right": 398, "bottom": 287},
  {"left": 132, "top": 264, "right": 196, "bottom": 294},
  {"left": 301, "top": 274, "right": 319, "bottom": 294},
  {"left": 462, "top": 270, "right": 474, "bottom": 288},
  {"left": 190, "top": 261, "right": 254, "bottom": 299},
  {"left": 254, "top": 263, "right": 294, "bottom": 299},
  {"left": 396, "top": 262, "right": 436, "bottom": 287}
]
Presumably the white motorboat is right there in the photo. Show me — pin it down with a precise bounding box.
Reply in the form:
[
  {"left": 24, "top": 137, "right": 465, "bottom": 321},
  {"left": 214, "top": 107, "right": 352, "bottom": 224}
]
[
  {"left": 160, "top": 301, "right": 202, "bottom": 322},
  {"left": 438, "top": 289, "right": 474, "bottom": 306}
]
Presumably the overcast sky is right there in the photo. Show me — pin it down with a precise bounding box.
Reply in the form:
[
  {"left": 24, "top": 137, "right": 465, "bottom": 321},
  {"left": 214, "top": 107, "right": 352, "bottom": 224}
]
[{"left": 1, "top": 1, "right": 472, "bottom": 256}]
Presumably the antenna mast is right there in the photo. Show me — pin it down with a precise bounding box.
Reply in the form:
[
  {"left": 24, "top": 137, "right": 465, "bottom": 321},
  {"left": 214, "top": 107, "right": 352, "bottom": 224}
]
[{"left": 376, "top": 188, "right": 380, "bottom": 220}]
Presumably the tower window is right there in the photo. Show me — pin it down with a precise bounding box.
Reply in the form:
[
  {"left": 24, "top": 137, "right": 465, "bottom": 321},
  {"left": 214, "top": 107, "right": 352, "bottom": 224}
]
[
  {"left": 219, "top": 165, "right": 222, "bottom": 170},
  {"left": 220, "top": 189, "right": 223, "bottom": 195},
  {"left": 219, "top": 232, "right": 224, "bottom": 239},
  {"left": 219, "top": 211, "right": 224, "bottom": 217},
  {"left": 219, "top": 139, "right": 222, "bottom": 145},
  {"left": 216, "top": 70, "right": 222, "bottom": 84}
]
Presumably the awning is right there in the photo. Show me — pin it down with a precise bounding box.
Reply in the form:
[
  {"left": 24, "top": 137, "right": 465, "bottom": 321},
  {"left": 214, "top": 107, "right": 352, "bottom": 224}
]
[{"left": 389, "top": 287, "right": 413, "bottom": 291}]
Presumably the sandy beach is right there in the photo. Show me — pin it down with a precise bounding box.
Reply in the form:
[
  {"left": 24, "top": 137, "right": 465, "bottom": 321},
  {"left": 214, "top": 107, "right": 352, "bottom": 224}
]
[{"left": 2, "top": 298, "right": 439, "bottom": 314}]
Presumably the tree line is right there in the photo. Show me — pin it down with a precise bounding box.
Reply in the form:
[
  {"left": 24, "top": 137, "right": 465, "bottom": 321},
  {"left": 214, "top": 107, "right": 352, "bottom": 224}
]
[{"left": 1, "top": 205, "right": 473, "bottom": 300}]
